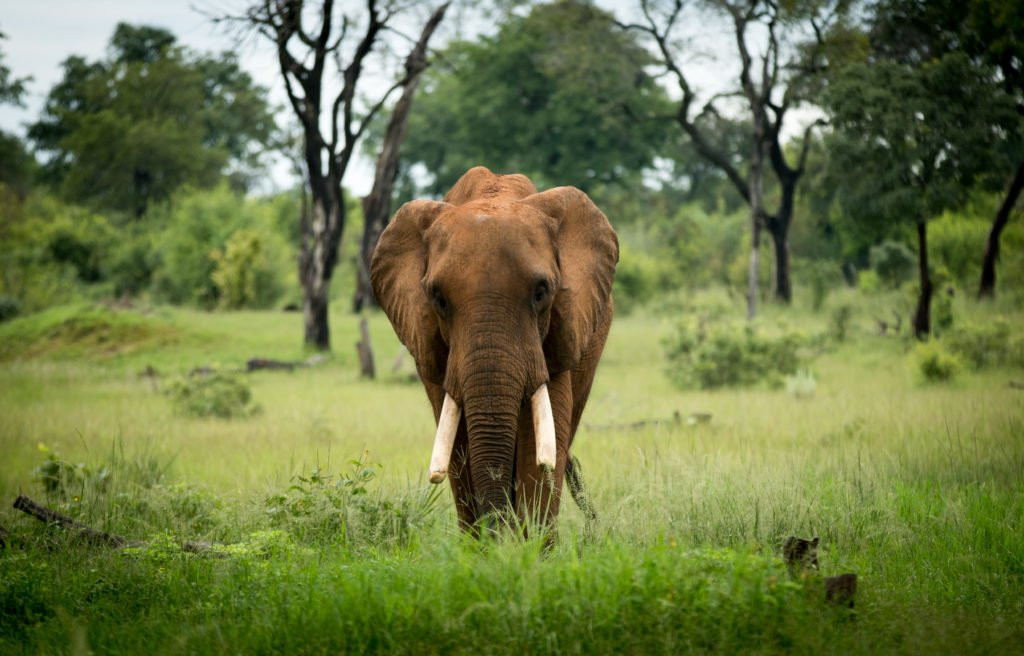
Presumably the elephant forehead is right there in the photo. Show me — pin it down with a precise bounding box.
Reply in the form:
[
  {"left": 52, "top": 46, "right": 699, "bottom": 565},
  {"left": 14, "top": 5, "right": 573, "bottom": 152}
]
[{"left": 429, "top": 205, "right": 554, "bottom": 259}]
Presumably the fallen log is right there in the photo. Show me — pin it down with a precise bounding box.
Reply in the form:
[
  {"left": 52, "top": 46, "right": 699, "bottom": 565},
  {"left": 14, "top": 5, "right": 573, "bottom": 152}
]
[
  {"left": 12, "top": 495, "right": 220, "bottom": 554},
  {"left": 13, "top": 495, "right": 134, "bottom": 547},
  {"left": 246, "top": 358, "right": 297, "bottom": 372}
]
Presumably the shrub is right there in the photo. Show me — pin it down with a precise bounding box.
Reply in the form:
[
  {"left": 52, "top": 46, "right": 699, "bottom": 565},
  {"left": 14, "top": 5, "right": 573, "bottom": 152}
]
[
  {"left": 946, "top": 319, "right": 1023, "bottom": 370},
  {"left": 857, "top": 269, "right": 881, "bottom": 294},
  {"left": 829, "top": 304, "right": 853, "bottom": 342},
  {"left": 870, "top": 240, "right": 915, "bottom": 288},
  {"left": 914, "top": 340, "right": 961, "bottom": 382},
  {"left": 210, "top": 229, "right": 282, "bottom": 309},
  {"left": 165, "top": 373, "right": 258, "bottom": 419},
  {"left": 0, "top": 296, "right": 20, "bottom": 322},
  {"left": 666, "top": 324, "right": 804, "bottom": 389},
  {"left": 264, "top": 455, "right": 440, "bottom": 548}
]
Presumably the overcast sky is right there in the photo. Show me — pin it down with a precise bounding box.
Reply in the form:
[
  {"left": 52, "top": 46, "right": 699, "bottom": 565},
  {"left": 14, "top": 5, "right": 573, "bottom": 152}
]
[{"left": 0, "top": 1, "right": 756, "bottom": 196}]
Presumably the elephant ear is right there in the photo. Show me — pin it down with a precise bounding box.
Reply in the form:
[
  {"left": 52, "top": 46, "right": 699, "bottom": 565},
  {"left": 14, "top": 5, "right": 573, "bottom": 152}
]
[
  {"left": 370, "top": 200, "right": 450, "bottom": 384},
  {"left": 522, "top": 187, "right": 619, "bottom": 374}
]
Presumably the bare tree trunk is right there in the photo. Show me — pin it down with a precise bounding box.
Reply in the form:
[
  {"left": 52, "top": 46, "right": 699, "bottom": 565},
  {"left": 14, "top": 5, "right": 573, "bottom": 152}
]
[
  {"left": 299, "top": 187, "right": 344, "bottom": 351},
  {"left": 746, "top": 121, "right": 767, "bottom": 320},
  {"left": 353, "top": 2, "right": 450, "bottom": 312},
  {"left": 768, "top": 223, "right": 791, "bottom": 302},
  {"left": 913, "top": 220, "right": 932, "bottom": 339},
  {"left": 356, "top": 316, "right": 376, "bottom": 378},
  {"left": 979, "top": 161, "right": 1024, "bottom": 299}
]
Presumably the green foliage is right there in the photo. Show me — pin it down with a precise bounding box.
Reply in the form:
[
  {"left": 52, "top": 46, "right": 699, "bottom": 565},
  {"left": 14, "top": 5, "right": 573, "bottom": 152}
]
[
  {"left": 914, "top": 339, "right": 961, "bottom": 382},
  {"left": 826, "top": 54, "right": 1019, "bottom": 229},
  {"left": 210, "top": 229, "right": 282, "bottom": 310},
  {"left": 665, "top": 323, "right": 805, "bottom": 389},
  {"left": 829, "top": 303, "right": 853, "bottom": 342},
  {"left": 394, "top": 0, "right": 670, "bottom": 194},
  {"left": 264, "top": 456, "right": 441, "bottom": 548},
  {"left": 0, "top": 295, "right": 19, "bottom": 322},
  {"left": 946, "top": 318, "right": 1024, "bottom": 370},
  {"left": 0, "top": 30, "right": 28, "bottom": 107},
  {"left": 869, "top": 239, "right": 915, "bottom": 288},
  {"left": 929, "top": 210, "right": 990, "bottom": 284},
  {"left": 151, "top": 186, "right": 293, "bottom": 308},
  {"left": 27, "top": 23, "right": 274, "bottom": 215},
  {"left": 33, "top": 442, "right": 110, "bottom": 502},
  {"left": 165, "top": 374, "right": 258, "bottom": 419}
]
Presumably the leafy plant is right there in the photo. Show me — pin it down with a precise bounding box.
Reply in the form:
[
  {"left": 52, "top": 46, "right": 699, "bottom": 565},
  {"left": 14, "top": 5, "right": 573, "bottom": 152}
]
[
  {"left": 264, "top": 455, "right": 441, "bottom": 548},
  {"left": 33, "top": 442, "right": 111, "bottom": 503},
  {"left": 165, "top": 373, "right": 258, "bottom": 419},
  {"left": 946, "top": 319, "right": 1024, "bottom": 370},
  {"left": 0, "top": 296, "right": 19, "bottom": 322},
  {"left": 914, "top": 340, "right": 961, "bottom": 382},
  {"left": 665, "top": 324, "right": 805, "bottom": 389}
]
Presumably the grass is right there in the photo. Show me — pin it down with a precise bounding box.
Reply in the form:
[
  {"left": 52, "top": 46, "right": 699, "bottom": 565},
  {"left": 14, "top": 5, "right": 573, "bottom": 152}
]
[{"left": 1, "top": 296, "right": 1022, "bottom": 654}]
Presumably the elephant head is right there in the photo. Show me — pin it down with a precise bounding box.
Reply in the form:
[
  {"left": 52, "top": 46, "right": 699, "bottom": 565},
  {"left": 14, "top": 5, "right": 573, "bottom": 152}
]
[{"left": 370, "top": 167, "right": 618, "bottom": 530}]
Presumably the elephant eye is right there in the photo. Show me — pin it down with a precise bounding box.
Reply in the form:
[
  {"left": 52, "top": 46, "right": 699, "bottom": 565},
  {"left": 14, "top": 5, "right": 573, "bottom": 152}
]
[
  {"left": 533, "top": 281, "right": 550, "bottom": 307},
  {"left": 431, "top": 287, "right": 449, "bottom": 316}
]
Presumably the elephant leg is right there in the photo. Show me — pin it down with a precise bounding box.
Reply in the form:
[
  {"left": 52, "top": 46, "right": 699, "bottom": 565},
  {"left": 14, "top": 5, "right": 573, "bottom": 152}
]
[{"left": 515, "top": 370, "right": 573, "bottom": 532}]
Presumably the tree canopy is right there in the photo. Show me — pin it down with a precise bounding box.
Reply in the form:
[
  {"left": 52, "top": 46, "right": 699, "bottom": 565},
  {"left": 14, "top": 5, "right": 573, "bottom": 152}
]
[
  {"left": 395, "top": 0, "right": 671, "bottom": 195},
  {"left": 28, "top": 23, "right": 275, "bottom": 217}
]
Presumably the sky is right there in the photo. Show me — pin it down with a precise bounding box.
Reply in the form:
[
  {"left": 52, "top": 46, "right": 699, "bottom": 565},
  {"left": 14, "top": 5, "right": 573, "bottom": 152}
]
[{"left": 0, "top": 1, "right": 772, "bottom": 197}]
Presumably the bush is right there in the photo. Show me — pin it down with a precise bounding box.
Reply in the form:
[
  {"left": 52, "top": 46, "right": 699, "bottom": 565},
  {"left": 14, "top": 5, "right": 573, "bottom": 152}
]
[
  {"left": 165, "top": 373, "right": 258, "bottom": 419},
  {"left": 914, "top": 340, "right": 961, "bottom": 382},
  {"left": 210, "top": 229, "right": 283, "bottom": 309},
  {"left": 0, "top": 296, "right": 20, "bottom": 322},
  {"left": 665, "top": 324, "right": 805, "bottom": 389},
  {"left": 264, "top": 455, "right": 440, "bottom": 548},
  {"left": 870, "top": 240, "right": 915, "bottom": 288},
  {"left": 930, "top": 213, "right": 988, "bottom": 284},
  {"left": 829, "top": 304, "right": 853, "bottom": 342},
  {"left": 946, "top": 319, "right": 1023, "bottom": 370}
]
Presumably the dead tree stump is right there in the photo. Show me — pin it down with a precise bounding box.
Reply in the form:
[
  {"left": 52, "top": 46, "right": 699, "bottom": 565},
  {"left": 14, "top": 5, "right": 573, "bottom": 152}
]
[{"left": 357, "top": 317, "right": 376, "bottom": 379}]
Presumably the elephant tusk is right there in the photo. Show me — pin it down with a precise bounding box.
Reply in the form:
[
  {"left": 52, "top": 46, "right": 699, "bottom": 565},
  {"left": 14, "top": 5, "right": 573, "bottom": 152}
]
[
  {"left": 531, "top": 384, "right": 557, "bottom": 471},
  {"left": 429, "top": 393, "right": 461, "bottom": 484}
]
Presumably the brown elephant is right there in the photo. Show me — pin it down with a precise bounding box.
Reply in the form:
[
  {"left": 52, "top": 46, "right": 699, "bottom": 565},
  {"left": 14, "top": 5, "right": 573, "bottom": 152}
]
[{"left": 370, "top": 166, "right": 618, "bottom": 533}]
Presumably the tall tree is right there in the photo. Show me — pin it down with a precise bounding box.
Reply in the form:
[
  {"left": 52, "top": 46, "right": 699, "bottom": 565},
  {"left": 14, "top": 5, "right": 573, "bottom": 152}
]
[
  {"left": 870, "top": 0, "right": 1024, "bottom": 298},
  {"left": 395, "top": 0, "right": 670, "bottom": 196},
  {"left": 353, "top": 3, "right": 449, "bottom": 313},
  {"left": 222, "top": 0, "right": 449, "bottom": 350},
  {"left": 0, "top": 30, "right": 33, "bottom": 198},
  {"left": 625, "top": 0, "right": 850, "bottom": 317},
  {"left": 825, "top": 54, "right": 1018, "bottom": 337},
  {"left": 28, "top": 24, "right": 274, "bottom": 217}
]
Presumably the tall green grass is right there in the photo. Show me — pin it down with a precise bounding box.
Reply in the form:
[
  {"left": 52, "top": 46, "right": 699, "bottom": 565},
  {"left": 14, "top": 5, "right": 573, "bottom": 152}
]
[{"left": 1, "top": 300, "right": 1022, "bottom": 653}]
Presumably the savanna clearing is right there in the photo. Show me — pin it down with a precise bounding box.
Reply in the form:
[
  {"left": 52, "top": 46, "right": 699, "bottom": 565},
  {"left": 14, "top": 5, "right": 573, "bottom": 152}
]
[{"left": 0, "top": 296, "right": 1021, "bottom": 654}]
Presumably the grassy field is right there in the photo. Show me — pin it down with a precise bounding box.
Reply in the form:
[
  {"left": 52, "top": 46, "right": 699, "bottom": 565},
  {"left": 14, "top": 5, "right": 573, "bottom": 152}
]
[{"left": 0, "top": 297, "right": 1022, "bottom": 654}]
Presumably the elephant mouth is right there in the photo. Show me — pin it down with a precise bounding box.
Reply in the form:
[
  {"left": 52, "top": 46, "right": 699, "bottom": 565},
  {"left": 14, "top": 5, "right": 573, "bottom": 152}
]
[{"left": 427, "top": 384, "right": 556, "bottom": 484}]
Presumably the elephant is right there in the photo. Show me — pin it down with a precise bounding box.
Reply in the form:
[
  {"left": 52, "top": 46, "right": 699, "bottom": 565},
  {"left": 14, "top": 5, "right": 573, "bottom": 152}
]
[{"left": 370, "top": 166, "right": 618, "bottom": 534}]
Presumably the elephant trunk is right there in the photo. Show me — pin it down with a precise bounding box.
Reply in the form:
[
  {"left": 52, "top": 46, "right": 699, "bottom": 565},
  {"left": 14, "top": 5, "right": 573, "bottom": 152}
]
[{"left": 461, "top": 359, "right": 524, "bottom": 520}]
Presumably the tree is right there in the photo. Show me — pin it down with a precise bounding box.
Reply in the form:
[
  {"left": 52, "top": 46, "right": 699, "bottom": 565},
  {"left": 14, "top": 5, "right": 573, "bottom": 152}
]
[
  {"left": 625, "top": 0, "right": 852, "bottom": 317},
  {"left": 395, "top": 0, "right": 670, "bottom": 197},
  {"left": 221, "top": 0, "right": 449, "bottom": 350},
  {"left": 28, "top": 24, "right": 274, "bottom": 217},
  {"left": 824, "top": 54, "right": 1018, "bottom": 337},
  {"left": 870, "top": 0, "right": 1024, "bottom": 298},
  {"left": 0, "top": 29, "right": 33, "bottom": 198},
  {"left": 353, "top": 3, "right": 449, "bottom": 313}
]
